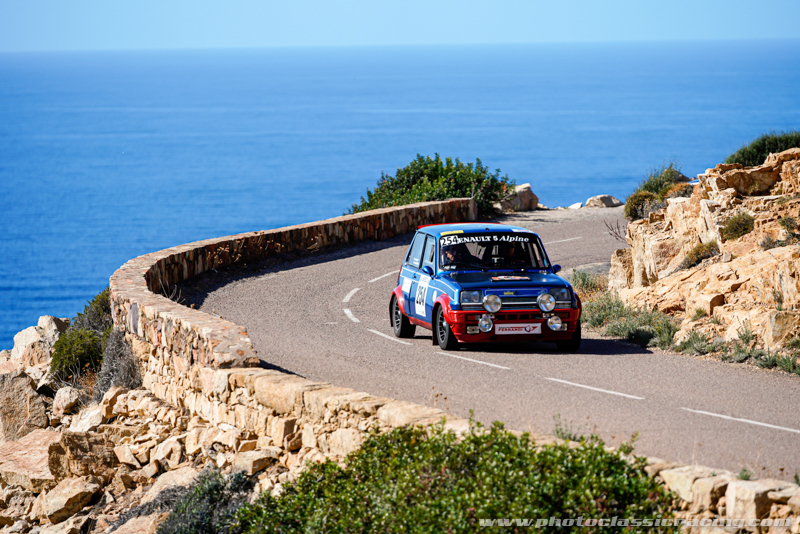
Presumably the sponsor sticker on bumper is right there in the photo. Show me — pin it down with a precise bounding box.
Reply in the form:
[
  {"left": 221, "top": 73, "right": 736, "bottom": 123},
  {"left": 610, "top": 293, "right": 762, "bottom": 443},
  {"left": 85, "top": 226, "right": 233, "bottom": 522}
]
[{"left": 495, "top": 323, "right": 541, "bottom": 335}]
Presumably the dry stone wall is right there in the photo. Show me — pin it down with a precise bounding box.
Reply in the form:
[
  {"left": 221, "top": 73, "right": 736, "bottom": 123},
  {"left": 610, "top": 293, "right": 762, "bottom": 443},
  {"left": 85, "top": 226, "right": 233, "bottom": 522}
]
[{"left": 108, "top": 199, "right": 477, "bottom": 471}]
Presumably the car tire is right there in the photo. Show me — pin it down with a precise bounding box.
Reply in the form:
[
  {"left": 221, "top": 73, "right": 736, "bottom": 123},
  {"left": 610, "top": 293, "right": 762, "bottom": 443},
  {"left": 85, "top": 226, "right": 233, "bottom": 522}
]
[
  {"left": 556, "top": 320, "right": 581, "bottom": 353},
  {"left": 391, "top": 295, "right": 416, "bottom": 338},
  {"left": 434, "top": 305, "right": 458, "bottom": 350}
]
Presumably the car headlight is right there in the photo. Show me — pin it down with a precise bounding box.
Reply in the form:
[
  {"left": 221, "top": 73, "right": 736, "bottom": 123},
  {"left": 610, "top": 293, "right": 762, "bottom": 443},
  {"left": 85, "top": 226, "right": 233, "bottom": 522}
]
[
  {"left": 537, "top": 293, "right": 556, "bottom": 312},
  {"left": 549, "top": 288, "right": 571, "bottom": 303},
  {"left": 547, "top": 315, "right": 563, "bottom": 331},
  {"left": 483, "top": 294, "right": 502, "bottom": 313},
  {"left": 478, "top": 315, "right": 494, "bottom": 333},
  {"left": 460, "top": 290, "right": 482, "bottom": 304}
]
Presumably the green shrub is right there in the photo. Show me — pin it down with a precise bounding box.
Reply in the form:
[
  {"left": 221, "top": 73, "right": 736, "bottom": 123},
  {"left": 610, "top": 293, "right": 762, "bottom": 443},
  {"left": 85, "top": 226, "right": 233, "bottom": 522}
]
[
  {"left": 785, "top": 338, "right": 800, "bottom": 350},
  {"left": 349, "top": 154, "right": 513, "bottom": 217},
  {"left": 636, "top": 161, "right": 684, "bottom": 196},
  {"left": 157, "top": 469, "right": 254, "bottom": 534},
  {"left": 737, "top": 467, "right": 753, "bottom": 480},
  {"left": 725, "top": 130, "right": 800, "bottom": 167},
  {"left": 677, "top": 331, "right": 710, "bottom": 355},
  {"left": 624, "top": 191, "right": 662, "bottom": 221},
  {"left": 757, "top": 353, "right": 779, "bottom": 369},
  {"left": 234, "top": 422, "right": 677, "bottom": 534},
  {"left": 570, "top": 270, "right": 607, "bottom": 299},
  {"left": 679, "top": 241, "right": 719, "bottom": 270},
  {"left": 779, "top": 216, "right": 798, "bottom": 233},
  {"left": 776, "top": 354, "right": 800, "bottom": 375},
  {"left": 552, "top": 413, "right": 582, "bottom": 442},
  {"left": 71, "top": 287, "right": 112, "bottom": 337},
  {"left": 720, "top": 213, "right": 754, "bottom": 241},
  {"left": 93, "top": 329, "right": 142, "bottom": 402},
  {"left": 50, "top": 328, "right": 103, "bottom": 383},
  {"left": 582, "top": 292, "right": 633, "bottom": 328},
  {"left": 605, "top": 309, "right": 678, "bottom": 349},
  {"left": 738, "top": 323, "right": 755, "bottom": 345},
  {"left": 690, "top": 308, "right": 707, "bottom": 321}
]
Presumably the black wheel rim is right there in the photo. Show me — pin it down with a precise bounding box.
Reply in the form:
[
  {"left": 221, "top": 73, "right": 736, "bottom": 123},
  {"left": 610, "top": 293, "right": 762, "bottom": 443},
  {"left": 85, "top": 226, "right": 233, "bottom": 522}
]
[
  {"left": 437, "top": 309, "right": 447, "bottom": 345},
  {"left": 393, "top": 298, "right": 402, "bottom": 332}
]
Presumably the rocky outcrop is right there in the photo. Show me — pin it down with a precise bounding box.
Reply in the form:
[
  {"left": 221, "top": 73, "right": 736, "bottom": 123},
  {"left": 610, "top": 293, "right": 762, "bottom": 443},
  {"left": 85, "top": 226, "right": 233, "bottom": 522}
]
[
  {"left": 0, "top": 371, "right": 49, "bottom": 442},
  {"left": 496, "top": 183, "right": 539, "bottom": 212},
  {"left": 609, "top": 148, "right": 800, "bottom": 349},
  {"left": 585, "top": 194, "right": 622, "bottom": 208}
]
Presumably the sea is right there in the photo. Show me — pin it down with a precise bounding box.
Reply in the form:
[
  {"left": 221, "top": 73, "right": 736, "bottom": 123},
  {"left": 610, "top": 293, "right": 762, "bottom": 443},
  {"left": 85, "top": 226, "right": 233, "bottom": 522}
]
[{"left": 1, "top": 40, "right": 799, "bottom": 348}]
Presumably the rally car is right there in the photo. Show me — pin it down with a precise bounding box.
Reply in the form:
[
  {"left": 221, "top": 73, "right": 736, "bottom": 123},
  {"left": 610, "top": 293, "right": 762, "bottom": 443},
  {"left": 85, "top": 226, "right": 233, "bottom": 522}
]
[{"left": 389, "top": 223, "right": 582, "bottom": 351}]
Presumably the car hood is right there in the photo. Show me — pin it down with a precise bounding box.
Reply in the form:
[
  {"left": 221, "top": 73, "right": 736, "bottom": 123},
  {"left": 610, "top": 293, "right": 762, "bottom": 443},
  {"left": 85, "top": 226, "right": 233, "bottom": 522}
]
[{"left": 441, "top": 271, "right": 570, "bottom": 293}]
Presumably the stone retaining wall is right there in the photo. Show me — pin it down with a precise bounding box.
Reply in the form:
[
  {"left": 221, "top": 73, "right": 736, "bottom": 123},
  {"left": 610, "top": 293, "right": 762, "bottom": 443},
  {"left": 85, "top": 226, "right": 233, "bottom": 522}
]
[{"left": 108, "top": 199, "right": 477, "bottom": 467}]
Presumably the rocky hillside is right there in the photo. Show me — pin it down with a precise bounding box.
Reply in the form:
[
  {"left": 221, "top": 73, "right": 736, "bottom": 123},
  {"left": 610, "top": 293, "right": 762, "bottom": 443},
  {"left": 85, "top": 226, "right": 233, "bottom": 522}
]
[{"left": 609, "top": 148, "right": 800, "bottom": 349}]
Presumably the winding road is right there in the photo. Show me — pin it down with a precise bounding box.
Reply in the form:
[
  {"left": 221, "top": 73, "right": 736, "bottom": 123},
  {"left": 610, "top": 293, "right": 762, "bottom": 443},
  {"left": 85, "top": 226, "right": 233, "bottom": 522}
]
[{"left": 183, "top": 207, "right": 800, "bottom": 480}]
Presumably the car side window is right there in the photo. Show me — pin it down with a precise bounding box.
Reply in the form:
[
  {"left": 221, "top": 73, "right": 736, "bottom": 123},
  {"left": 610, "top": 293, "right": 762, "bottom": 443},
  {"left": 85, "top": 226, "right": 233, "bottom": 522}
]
[
  {"left": 421, "top": 236, "right": 436, "bottom": 271},
  {"left": 405, "top": 232, "right": 426, "bottom": 269}
]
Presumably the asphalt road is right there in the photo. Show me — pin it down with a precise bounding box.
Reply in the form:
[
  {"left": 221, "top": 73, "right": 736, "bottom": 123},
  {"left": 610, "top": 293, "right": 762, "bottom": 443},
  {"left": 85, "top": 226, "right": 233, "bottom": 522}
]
[{"left": 184, "top": 207, "right": 800, "bottom": 480}]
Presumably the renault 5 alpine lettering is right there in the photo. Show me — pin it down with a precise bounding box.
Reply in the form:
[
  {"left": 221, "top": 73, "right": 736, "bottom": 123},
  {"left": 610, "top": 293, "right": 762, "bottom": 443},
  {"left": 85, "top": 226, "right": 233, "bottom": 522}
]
[{"left": 389, "top": 223, "right": 582, "bottom": 352}]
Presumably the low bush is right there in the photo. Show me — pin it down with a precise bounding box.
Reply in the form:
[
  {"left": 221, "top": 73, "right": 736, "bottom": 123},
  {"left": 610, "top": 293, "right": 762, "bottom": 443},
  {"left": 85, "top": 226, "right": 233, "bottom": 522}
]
[
  {"left": 623, "top": 191, "right": 662, "bottom": 221},
  {"left": 725, "top": 130, "right": 800, "bottom": 167},
  {"left": 776, "top": 354, "right": 800, "bottom": 375},
  {"left": 605, "top": 310, "right": 678, "bottom": 349},
  {"left": 50, "top": 328, "right": 103, "bottom": 384},
  {"left": 677, "top": 331, "right": 710, "bottom": 355},
  {"left": 637, "top": 161, "right": 684, "bottom": 196},
  {"left": 158, "top": 469, "right": 254, "bottom": 534},
  {"left": 582, "top": 292, "right": 634, "bottom": 328},
  {"left": 757, "top": 353, "right": 779, "bottom": 369},
  {"left": 679, "top": 241, "right": 719, "bottom": 270},
  {"left": 93, "top": 329, "right": 142, "bottom": 402},
  {"left": 349, "top": 154, "right": 513, "bottom": 217},
  {"left": 785, "top": 338, "right": 800, "bottom": 350},
  {"left": 552, "top": 413, "right": 583, "bottom": 442},
  {"left": 570, "top": 270, "right": 607, "bottom": 302},
  {"left": 779, "top": 216, "right": 798, "bottom": 233},
  {"left": 234, "top": 421, "right": 677, "bottom": 534},
  {"left": 71, "top": 287, "right": 113, "bottom": 339},
  {"left": 690, "top": 308, "right": 707, "bottom": 321},
  {"left": 720, "top": 213, "right": 754, "bottom": 241}
]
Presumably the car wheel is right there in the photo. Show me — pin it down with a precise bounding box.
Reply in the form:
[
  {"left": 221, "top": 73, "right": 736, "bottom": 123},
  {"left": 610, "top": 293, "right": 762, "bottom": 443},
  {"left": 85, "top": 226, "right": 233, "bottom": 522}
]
[
  {"left": 434, "top": 305, "right": 458, "bottom": 350},
  {"left": 556, "top": 320, "right": 581, "bottom": 353},
  {"left": 391, "top": 295, "right": 416, "bottom": 338}
]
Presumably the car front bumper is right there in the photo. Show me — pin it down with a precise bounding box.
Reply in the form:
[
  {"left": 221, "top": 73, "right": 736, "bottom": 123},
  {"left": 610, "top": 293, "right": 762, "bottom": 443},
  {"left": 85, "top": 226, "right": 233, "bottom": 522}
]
[{"left": 447, "top": 308, "right": 580, "bottom": 343}]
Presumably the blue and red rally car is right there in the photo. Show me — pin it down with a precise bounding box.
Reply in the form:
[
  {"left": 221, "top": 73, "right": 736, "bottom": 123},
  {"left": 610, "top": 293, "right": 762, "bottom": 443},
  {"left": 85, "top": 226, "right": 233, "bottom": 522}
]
[{"left": 390, "top": 223, "right": 582, "bottom": 351}]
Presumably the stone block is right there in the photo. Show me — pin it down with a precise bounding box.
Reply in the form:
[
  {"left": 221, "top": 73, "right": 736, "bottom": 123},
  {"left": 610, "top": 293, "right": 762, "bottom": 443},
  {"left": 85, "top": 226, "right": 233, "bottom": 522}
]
[
  {"left": 0, "top": 370, "right": 48, "bottom": 442},
  {"left": 270, "top": 417, "right": 297, "bottom": 445},
  {"left": 328, "top": 428, "right": 363, "bottom": 457},
  {"left": 140, "top": 466, "right": 199, "bottom": 505},
  {"left": 726, "top": 479, "right": 792, "bottom": 525},
  {"left": 376, "top": 401, "right": 444, "bottom": 428},
  {"left": 100, "top": 386, "right": 129, "bottom": 418},
  {"left": 68, "top": 406, "right": 105, "bottom": 433},
  {"left": 0, "top": 429, "right": 60, "bottom": 492},
  {"left": 48, "top": 431, "right": 119, "bottom": 485},
  {"left": 301, "top": 426, "right": 317, "bottom": 449},
  {"left": 44, "top": 477, "right": 100, "bottom": 524},
  {"left": 233, "top": 449, "right": 280, "bottom": 476},
  {"left": 114, "top": 445, "right": 141, "bottom": 469},
  {"left": 152, "top": 437, "right": 183, "bottom": 471},
  {"left": 585, "top": 194, "right": 622, "bottom": 208},
  {"left": 253, "top": 375, "right": 326, "bottom": 415},
  {"left": 692, "top": 472, "right": 734, "bottom": 511},
  {"left": 52, "top": 388, "right": 82, "bottom": 418}
]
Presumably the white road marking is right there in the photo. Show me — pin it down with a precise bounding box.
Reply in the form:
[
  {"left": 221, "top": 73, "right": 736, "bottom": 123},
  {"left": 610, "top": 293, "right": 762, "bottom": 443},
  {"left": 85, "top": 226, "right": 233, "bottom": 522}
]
[
  {"left": 543, "top": 237, "right": 582, "bottom": 245},
  {"left": 369, "top": 270, "right": 399, "bottom": 283},
  {"left": 681, "top": 408, "right": 800, "bottom": 434},
  {"left": 543, "top": 377, "right": 644, "bottom": 400},
  {"left": 343, "top": 308, "right": 360, "bottom": 323},
  {"left": 343, "top": 288, "right": 360, "bottom": 303},
  {"left": 436, "top": 352, "right": 510, "bottom": 370},
  {"left": 368, "top": 329, "right": 412, "bottom": 345}
]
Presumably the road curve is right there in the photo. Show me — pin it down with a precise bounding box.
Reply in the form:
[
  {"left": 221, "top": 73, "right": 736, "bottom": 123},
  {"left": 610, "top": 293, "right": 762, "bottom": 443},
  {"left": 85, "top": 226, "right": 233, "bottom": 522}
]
[{"left": 183, "top": 207, "right": 800, "bottom": 480}]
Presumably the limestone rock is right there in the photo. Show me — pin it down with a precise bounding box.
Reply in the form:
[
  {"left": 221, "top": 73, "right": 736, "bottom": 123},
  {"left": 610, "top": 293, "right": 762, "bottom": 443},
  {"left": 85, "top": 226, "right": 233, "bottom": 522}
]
[
  {"left": 608, "top": 248, "right": 633, "bottom": 292},
  {"left": 151, "top": 437, "right": 183, "bottom": 471},
  {"left": 44, "top": 477, "right": 100, "bottom": 524},
  {"left": 233, "top": 449, "right": 280, "bottom": 476},
  {"left": 0, "top": 370, "right": 48, "bottom": 442},
  {"left": 10, "top": 327, "right": 39, "bottom": 362},
  {"left": 585, "top": 194, "right": 622, "bottom": 208},
  {"left": 48, "top": 431, "right": 118, "bottom": 485},
  {"left": 567, "top": 202, "right": 583, "bottom": 209},
  {"left": 328, "top": 428, "right": 363, "bottom": 457},
  {"left": 100, "top": 386, "right": 128, "bottom": 418},
  {"left": 139, "top": 466, "right": 199, "bottom": 505},
  {"left": 21, "top": 342, "right": 50, "bottom": 367},
  {"left": 113, "top": 445, "right": 141, "bottom": 469},
  {"left": 36, "top": 316, "right": 70, "bottom": 349},
  {"left": 377, "top": 401, "right": 445, "bottom": 428},
  {"left": 726, "top": 479, "right": 792, "bottom": 522},
  {"left": 691, "top": 472, "right": 734, "bottom": 511},
  {"left": 111, "top": 512, "right": 170, "bottom": 534},
  {"left": 270, "top": 417, "right": 297, "bottom": 446},
  {"left": 0, "top": 429, "right": 60, "bottom": 492},
  {"left": 659, "top": 465, "right": 716, "bottom": 502},
  {"left": 52, "top": 388, "right": 82, "bottom": 418},
  {"left": 67, "top": 405, "right": 105, "bottom": 433},
  {"left": 0, "top": 486, "right": 36, "bottom": 524},
  {"left": 38, "top": 513, "right": 89, "bottom": 534}
]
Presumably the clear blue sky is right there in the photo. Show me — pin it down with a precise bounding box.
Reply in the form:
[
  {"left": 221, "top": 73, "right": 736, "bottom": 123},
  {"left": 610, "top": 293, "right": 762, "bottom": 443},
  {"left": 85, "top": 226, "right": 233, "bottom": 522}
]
[{"left": 1, "top": 0, "right": 799, "bottom": 52}]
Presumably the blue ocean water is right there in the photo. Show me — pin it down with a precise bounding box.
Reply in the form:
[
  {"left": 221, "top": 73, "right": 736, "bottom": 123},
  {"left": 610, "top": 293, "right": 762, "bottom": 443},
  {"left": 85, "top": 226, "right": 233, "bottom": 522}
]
[{"left": 1, "top": 41, "right": 799, "bottom": 348}]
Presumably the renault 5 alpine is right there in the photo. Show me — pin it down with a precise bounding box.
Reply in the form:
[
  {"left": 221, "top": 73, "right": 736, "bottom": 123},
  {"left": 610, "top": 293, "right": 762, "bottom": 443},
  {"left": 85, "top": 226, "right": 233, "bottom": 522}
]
[{"left": 389, "top": 223, "right": 582, "bottom": 352}]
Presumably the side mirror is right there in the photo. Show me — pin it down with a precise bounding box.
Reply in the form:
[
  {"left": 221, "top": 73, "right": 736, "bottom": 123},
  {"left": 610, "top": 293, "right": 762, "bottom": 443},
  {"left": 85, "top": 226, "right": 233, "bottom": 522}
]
[
  {"left": 422, "top": 265, "right": 434, "bottom": 276},
  {"left": 552, "top": 264, "right": 561, "bottom": 273}
]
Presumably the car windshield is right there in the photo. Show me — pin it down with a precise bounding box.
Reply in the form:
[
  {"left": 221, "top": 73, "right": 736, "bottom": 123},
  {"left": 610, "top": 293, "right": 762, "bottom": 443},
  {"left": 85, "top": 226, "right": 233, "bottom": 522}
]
[{"left": 438, "top": 233, "right": 548, "bottom": 271}]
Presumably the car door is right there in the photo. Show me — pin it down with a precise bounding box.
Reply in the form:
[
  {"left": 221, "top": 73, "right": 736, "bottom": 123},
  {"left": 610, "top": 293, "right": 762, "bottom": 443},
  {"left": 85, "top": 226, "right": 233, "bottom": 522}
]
[
  {"left": 408, "top": 235, "right": 436, "bottom": 323},
  {"left": 400, "top": 232, "right": 426, "bottom": 315}
]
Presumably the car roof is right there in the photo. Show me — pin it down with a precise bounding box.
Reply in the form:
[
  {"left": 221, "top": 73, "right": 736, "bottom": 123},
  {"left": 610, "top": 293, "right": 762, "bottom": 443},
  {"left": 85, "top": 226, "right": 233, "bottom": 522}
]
[{"left": 418, "top": 222, "right": 540, "bottom": 239}]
